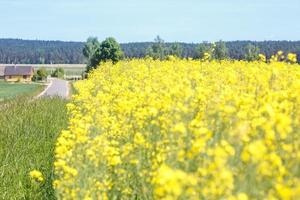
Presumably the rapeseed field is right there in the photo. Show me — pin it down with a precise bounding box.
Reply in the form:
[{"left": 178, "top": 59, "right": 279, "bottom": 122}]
[{"left": 54, "top": 57, "right": 300, "bottom": 199}]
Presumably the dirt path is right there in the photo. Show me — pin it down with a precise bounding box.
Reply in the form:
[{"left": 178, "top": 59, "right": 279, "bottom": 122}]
[{"left": 38, "top": 78, "right": 69, "bottom": 98}]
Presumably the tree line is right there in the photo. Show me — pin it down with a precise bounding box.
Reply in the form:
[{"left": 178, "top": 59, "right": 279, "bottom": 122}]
[
  {"left": 0, "top": 38, "right": 299, "bottom": 64},
  {"left": 0, "top": 39, "right": 85, "bottom": 64}
]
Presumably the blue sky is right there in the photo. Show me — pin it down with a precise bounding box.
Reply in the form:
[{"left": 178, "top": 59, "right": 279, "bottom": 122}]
[{"left": 0, "top": 0, "right": 299, "bottom": 42}]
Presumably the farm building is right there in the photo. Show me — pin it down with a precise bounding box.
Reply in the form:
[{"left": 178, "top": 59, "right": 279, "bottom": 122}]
[
  {"left": 0, "top": 66, "right": 4, "bottom": 79},
  {"left": 4, "top": 66, "right": 34, "bottom": 82}
]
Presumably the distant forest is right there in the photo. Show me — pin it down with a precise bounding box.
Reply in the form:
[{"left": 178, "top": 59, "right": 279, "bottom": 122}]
[{"left": 0, "top": 39, "right": 299, "bottom": 64}]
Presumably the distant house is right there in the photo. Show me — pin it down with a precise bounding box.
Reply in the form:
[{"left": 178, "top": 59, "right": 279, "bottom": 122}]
[
  {"left": 0, "top": 66, "right": 4, "bottom": 79},
  {"left": 4, "top": 66, "right": 34, "bottom": 82}
]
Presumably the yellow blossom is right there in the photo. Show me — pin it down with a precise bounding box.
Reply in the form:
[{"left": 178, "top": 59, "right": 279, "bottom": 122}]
[{"left": 29, "top": 170, "right": 44, "bottom": 182}]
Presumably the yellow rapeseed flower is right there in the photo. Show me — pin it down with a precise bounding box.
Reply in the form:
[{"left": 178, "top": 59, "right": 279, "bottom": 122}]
[
  {"left": 29, "top": 170, "right": 44, "bottom": 182},
  {"left": 53, "top": 58, "right": 300, "bottom": 199}
]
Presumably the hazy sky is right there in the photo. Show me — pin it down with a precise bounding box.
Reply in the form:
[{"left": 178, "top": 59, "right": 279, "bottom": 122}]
[{"left": 0, "top": 0, "right": 299, "bottom": 42}]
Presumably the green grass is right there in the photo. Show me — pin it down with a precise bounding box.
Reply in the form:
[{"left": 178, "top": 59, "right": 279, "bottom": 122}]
[
  {"left": 0, "top": 97, "right": 68, "bottom": 199},
  {"left": 0, "top": 81, "right": 44, "bottom": 100}
]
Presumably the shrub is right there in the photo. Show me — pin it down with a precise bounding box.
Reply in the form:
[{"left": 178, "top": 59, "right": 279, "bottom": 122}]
[
  {"left": 33, "top": 68, "right": 48, "bottom": 81},
  {"left": 52, "top": 68, "right": 65, "bottom": 78}
]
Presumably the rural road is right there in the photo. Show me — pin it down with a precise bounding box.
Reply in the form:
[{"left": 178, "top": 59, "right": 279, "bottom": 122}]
[{"left": 39, "top": 78, "right": 69, "bottom": 98}]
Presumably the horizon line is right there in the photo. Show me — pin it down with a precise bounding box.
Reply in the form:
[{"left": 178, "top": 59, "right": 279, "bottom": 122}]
[{"left": 0, "top": 37, "right": 300, "bottom": 44}]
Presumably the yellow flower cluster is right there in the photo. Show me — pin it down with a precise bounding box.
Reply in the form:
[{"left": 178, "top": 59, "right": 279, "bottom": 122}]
[
  {"left": 258, "top": 53, "right": 266, "bottom": 62},
  {"left": 271, "top": 51, "right": 285, "bottom": 62},
  {"left": 287, "top": 53, "right": 297, "bottom": 64},
  {"left": 29, "top": 170, "right": 44, "bottom": 182},
  {"left": 54, "top": 58, "right": 300, "bottom": 199},
  {"left": 270, "top": 51, "right": 298, "bottom": 64},
  {"left": 202, "top": 52, "right": 211, "bottom": 61}
]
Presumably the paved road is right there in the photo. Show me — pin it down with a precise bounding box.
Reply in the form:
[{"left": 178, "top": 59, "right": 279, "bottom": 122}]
[{"left": 40, "top": 78, "right": 69, "bottom": 98}]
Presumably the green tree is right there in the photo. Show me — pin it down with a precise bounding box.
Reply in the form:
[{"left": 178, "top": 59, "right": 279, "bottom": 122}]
[
  {"left": 168, "top": 43, "right": 183, "bottom": 58},
  {"left": 83, "top": 37, "right": 100, "bottom": 60},
  {"left": 244, "top": 44, "right": 260, "bottom": 61},
  {"left": 213, "top": 41, "right": 228, "bottom": 60},
  {"left": 195, "top": 42, "right": 214, "bottom": 59},
  {"left": 52, "top": 68, "right": 65, "bottom": 78},
  {"left": 146, "top": 36, "right": 167, "bottom": 60},
  {"left": 85, "top": 37, "right": 123, "bottom": 73},
  {"left": 83, "top": 37, "right": 101, "bottom": 71},
  {"left": 98, "top": 37, "right": 124, "bottom": 63},
  {"left": 36, "top": 68, "right": 48, "bottom": 80}
]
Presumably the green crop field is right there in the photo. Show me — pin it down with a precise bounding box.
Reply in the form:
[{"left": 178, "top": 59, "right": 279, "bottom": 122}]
[
  {"left": 0, "top": 81, "right": 44, "bottom": 100},
  {"left": 0, "top": 97, "right": 68, "bottom": 199}
]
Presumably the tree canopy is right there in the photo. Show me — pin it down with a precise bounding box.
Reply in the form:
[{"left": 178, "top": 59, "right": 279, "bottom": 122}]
[
  {"left": 244, "top": 44, "right": 260, "bottom": 61},
  {"left": 168, "top": 43, "right": 183, "bottom": 57},
  {"left": 52, "top": 68, "right": 65, "bottom": 78},
  {"left": 146, "top": 36, "right": 167, "bottom": 60},
  {"left": 98, "top": 37, "right": 124, "bottom": 63},
  {"left": 214, "top": 41, "right": 228, "bottom": 60},
  {"left": 83, "top": 37, "right": 100, "bottom": 65},
  {"left": 83, "top": 37, "right": 124, "bottom": 72},
  {"left": 195, "top": 42, "right": 214, "bottom": 59}
]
